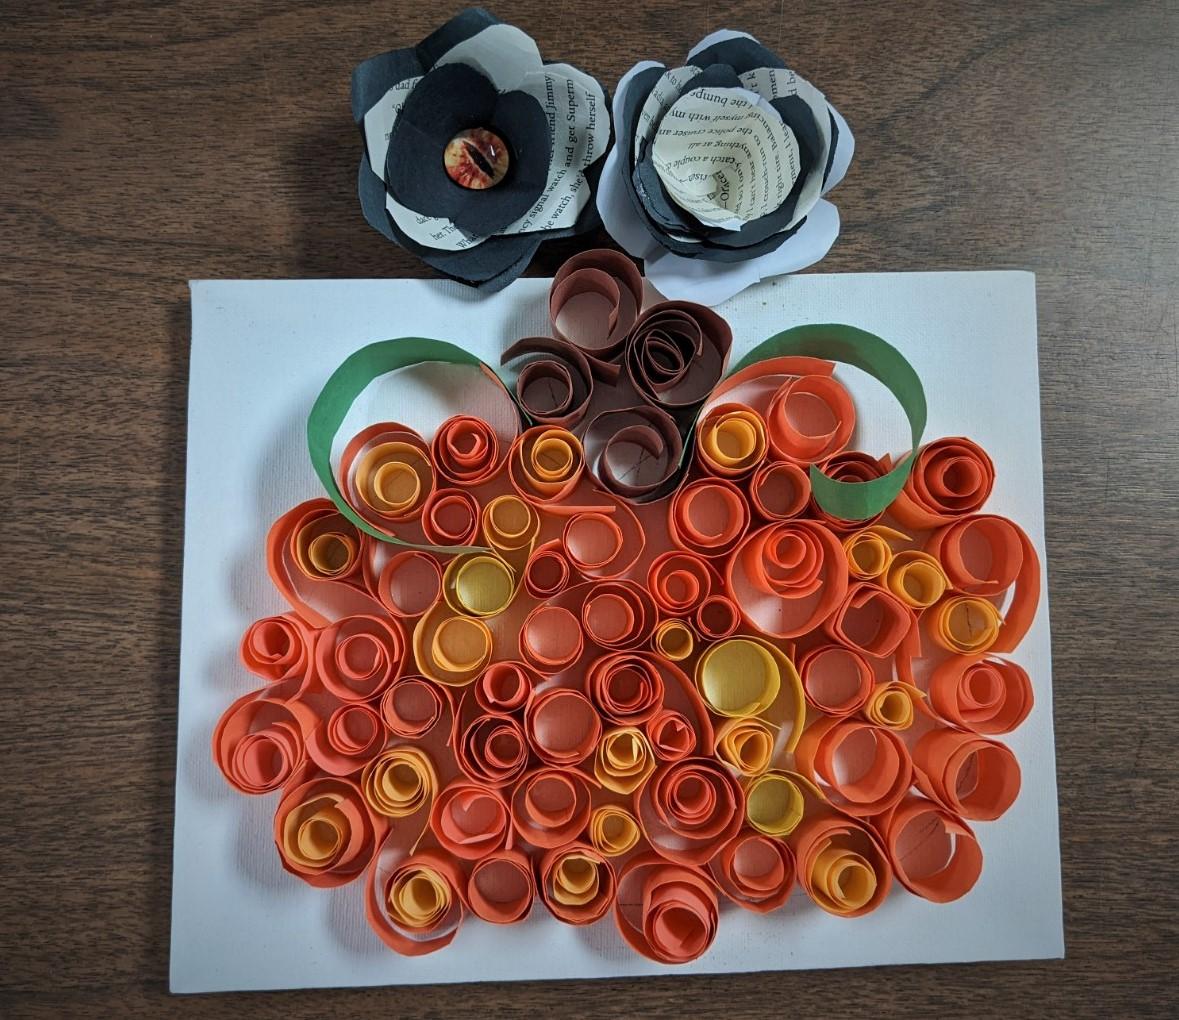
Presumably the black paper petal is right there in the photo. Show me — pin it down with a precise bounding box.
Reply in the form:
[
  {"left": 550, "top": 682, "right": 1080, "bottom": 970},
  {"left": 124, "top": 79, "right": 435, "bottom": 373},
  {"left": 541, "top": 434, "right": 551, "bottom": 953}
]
[
  {"left": 823, "top": 108, "right": 839, "bottom": 184},
  {"left": 685, "top": 35, "right": 787, "bottom": 75},
  {"left": 350, "top": 47, "right": 423, "bottom": 124}
]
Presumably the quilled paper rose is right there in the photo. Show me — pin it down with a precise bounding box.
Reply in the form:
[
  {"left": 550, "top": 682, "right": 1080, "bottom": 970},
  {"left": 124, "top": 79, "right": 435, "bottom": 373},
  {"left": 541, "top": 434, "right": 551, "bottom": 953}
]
[
  {"left": 351, "top": 8, "right": 611, "bottom": 290},
  {"left": 597, "top": 29, "right": 854, "bottom": 304}
]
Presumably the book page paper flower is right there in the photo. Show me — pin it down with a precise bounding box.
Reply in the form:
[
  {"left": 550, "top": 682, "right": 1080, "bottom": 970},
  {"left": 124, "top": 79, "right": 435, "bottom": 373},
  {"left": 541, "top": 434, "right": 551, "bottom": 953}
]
[{"left": 597, "top": 29, "right": 855, "bottom": 305}]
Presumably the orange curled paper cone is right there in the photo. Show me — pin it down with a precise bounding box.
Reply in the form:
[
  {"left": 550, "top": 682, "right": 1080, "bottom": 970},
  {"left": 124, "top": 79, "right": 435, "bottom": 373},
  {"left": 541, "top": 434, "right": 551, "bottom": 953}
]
[
  {"left": 696, "top": 403, "right": 769, "bottom": 479},
  {"left": 305, "top": 701, "right": 387, "bottom": 776},
  {"left": 420, "top": 487, "right": 481, "bottom": 547},
  {"left": 748, "top": 460, "right": 811, "bottom": 521},
  {"left": 562, "top": 503, "right": 644, "bottom": 579},
  {"left": 274, "top": 774, "right": 382, "bottom": 888},
  {"left": 709, "top": 830, "right": 796, "bottom": 913},
  {"left": 890, "top": 436, "right": 995, "bottom": 530},
  {"left": 926, "top": 513, "right": 1041, "bottom": 654},
  {"left": 713, "top": 718, "right": 775, "bottom": 777},
  {"left": 928, "top": 655, "right": 1034, "bottom": 735},
  {"left": 789, "top": 813, "right": 892, "bottom": 917},
  {"left": 590, "top": 805, "right": 642, "bottom": 857},
  {"left": 315, "top": 614, "right": 406, "bottom": 702},
  {"left": 614, "top": 852, "right": 719, "bottom": 964},
  {"left": 455, "top": 709, "right": 530, "bottom": 788},
  {"left": 431, "top": 414, "right": 502, "bottom": 486},
  {"left": 467, "top": 850, "right": 535, "bottom": 924},
  {"left": 876, "top": 796, "right": 983, "bottom": 903},
  {"left": 539, "top": 843, "right": 617, "bottom": 924},
  {"left": 511, "top": 767, "right": 594, "bottom": 849},
  {"left": 239, "top": 613, "right": 317, "bottom": 686},
  {"left": 794, "top": 717, "right": 913, "bottom": 817},
  {"left": 808, "top": 452, "right": 887, "bottom": 532},
  {"left": 669, "top": 477, "right": 750, "bottom": 558},
  {"left": 823, "top": 582, "right": 915, "bottom": 659},
  {"left": 764, "top": 369, "right": 856, "bottom": 466},
  {"left": 361, "top": 746, "right": 437, "bottom": 819},
  {"left": 862, "top": 681, "right": 923, "bottom": 730},
  {"left": 339, "top": 422, "right": 435, "bottom": 535},
  {"left": 549, "top": 248, "right": 644, "bottom": 364},
  {"left": 928, "top": 595, "right": 1002, "bottom": 655},
  {"left": 581, "top": 579, "right": 658, "bottom": 651},
  {"left": 694, "top": 595, "right": 742, "bottom": 640},
  {"left": 645, "top": 708, "right": 697, "bottom": 763},
  {"left": 213, "top": 682, "right": 304, "bottom": 794},
  {"left": 798, "top": 644, "right": 874, "bottom": 717},
  {"left": 525, "top": 688, "right": 601, "bottom": 766},
  {"left": 519, "top": 604, "right": 584, "bottom": 674},
  {"left": 585, "top": 652, "right": 664, "bottom": 726},
  {"left": 524, "top": 540, "right": 575, "bottom": 599},
  {"left": 380, "top": 674, "right": 451, "bottom": 738},
  {"left": 508, "top": 425, "right": 585, "bottom": 506},
  {"left": 885, "top": 550, "right": 949, "bottom": 609},
  {"left": 636, "top": 757, "right": 744, "bottom": 866},
  {"left": 430, "top": 781, "right": 512, "bottom": 861},
  {"left": 413, "top": 603, "right": 494, "bottom": 686},
  {"left": 595, "top": 726, "right": 657, "bottom": 794},
  {"left": 374, "top": 550, "right": 443, "bottom": 619},
  {"left": 366, "top": 846, "right": 465, "bottom": 956},
  {"left": 474, "top": 661, "right": 536, "bottom": 716},
  {"left": 912, "top": 727, "right": 1021, "bottom": 821},
  {"left": 652, "top": 619, "right": 695, "bottom": 661},
  {"left": 647, "top": 551, "right": 715, "bottom": 615},
  {"left": 842, "top": 525, "right": 907, "bottom": 581}
]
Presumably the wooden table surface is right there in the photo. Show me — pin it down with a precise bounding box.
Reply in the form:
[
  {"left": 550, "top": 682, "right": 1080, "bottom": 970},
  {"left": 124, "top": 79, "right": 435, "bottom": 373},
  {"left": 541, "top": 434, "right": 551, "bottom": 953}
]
[{"left": 3, "top": 0, "right": 1177, "bottom": 1015}]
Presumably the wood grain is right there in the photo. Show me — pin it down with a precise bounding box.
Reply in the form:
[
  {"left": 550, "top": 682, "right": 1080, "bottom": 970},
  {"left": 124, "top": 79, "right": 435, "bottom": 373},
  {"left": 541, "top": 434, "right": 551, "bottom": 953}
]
[{"left": 2, "top": 0, "right": 1177, "bottom": 1015}]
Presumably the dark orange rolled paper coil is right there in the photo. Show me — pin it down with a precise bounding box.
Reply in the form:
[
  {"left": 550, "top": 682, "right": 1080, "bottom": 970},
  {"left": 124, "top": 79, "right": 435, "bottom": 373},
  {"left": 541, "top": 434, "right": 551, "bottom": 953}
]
[
  {"left": 511, "top": 767, "right": 594, "bottom": 849},
  {"left": 374, "top": 550, "right": 442, "bottom": 619},
  {"left": 928, "top": 655, "right": 1033, "bottom": 735},
  {"left": 274, "top": 774, "right": 382, "bottom": 888},
  {"left": 912, "top": 727, "right": 1021, "bottom": 821},
  {"left": 585, "top": 651, "right": 665, "bottom": 726},
  {"left": 876, "top": 796, "right": 983, "bottom": 903},
  {"left": 524, "top": 540, "right": 575, "bottom": 599},
  {"left": 614, "top": 852, "right": 719, "bottom": 964},
  {"left": 365, "top": 847, "right": 465, "bottom": 957},
  {"left": 501, "top": 336, "right": 596, "bottom": 429},
  {"left": 709, "top": 830, "right": 796, "bottom": 913},
  {"left": 890, "top": 436, "right": 995, "bottom": 529},
  {"left": 694, "top": 595, "right": 742, "bottom": 641},
  {"left": 562, "top": 511, "right": 637, "bottom": 579},
  {"left": 430, "top": 781, "right": 512, "bottom": 861},
  {"left": 765, "top": 369, "right": 855, "bottom": 465},
  {"left": 794, "top": 716, "right": 913, "bottom": 817},
  {"left": 314, "top": 613, "right": 406, "bottom": 702},
  {"left": 823, "top": 582, "right": 915, "bottom": 659},
  {"left": 519, "top": 604, "right": 584, "bottom": 674},
  {"left": 508, "top": 425, "right": 585, "bottom": 506},
  {"left": 339, "top": 421, "right": 434, "bottom": 527},
  {"left": 305, "top": 701, "right": 387, "bottom": 776},
  {"left": 467, "top": 849, "right": 535, "bottom": 924},
  {"left": 646, "top": 550, "right": 715, "bottom": 615},
  {"left": 645, "top": 708, "right": 697, "bottom": 762},
  {"left": 420, "top": 487, "right": 481, "bottom": 547},
  {"left": 286, "top": 500, "right": 364, "bottom": 582},
  {"left": 625, "top": 301, "right": 733, "bottom": 419},
  {"left": 455, "top": 710, "right": 530, "bottom": 788},
  {"left": 239, "top": 613, "right": 316, "bottom": 685},
  {"left": 525, "top": 688, "right": 601, "bottom": 766},
  {"left": 213, "top": 685, "right": 304, "bottom": 794},
  {"left": 669, "top": 477, "right": 750, "bottom": 558},
  {"left": 789, "top": 813, "right": 892, "bottom": 917},
  {"left": 636, "top": 757, "right": 744, "bottom": 866},
  {"left": 430, "top": 414, "right": 502, "bottom": 486},
  {"left": 474, "top": 661, "right": 536, "bottom": 716},
  {"left": 807, "top": 452, "right": 886, "bottom": 532},
  {"left": 539, "top": 842, "right": 617, "bottom": 924},
  {"left": 797, "top": 644, "right": 874, "bottom": 717},
  {"left": 583, "top": 403, "right": 683, "bottom": 500},
  {"left": 380, "top": 674, "right": 449, "bottom": 738},
  {"left": 748, "top": 460, "right": 811, "bottom": 521},
  {"left": 581, "top": 579, "right": 658, "bottom": 650},
  {"left": 549, "top": 247, "right": 644, "bottom": 364}
]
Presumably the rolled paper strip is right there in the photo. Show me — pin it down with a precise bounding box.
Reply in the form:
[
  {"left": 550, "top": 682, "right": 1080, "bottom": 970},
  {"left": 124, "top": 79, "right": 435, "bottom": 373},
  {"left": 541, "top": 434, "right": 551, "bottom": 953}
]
[
  {"left": 380, "top": 674, "right": 449, "bottom": 738},
  {"left": 824, "top": 582, "right": 915, "bottom": 658},
  {"left": 797, "top": 644, "right": 874, "bottom": 717},
  {"left": 585, "top": 651, "right": 665, "bottom": 726},
  {"left": 511, "top": 767, "right": 594, "bottom": 849},
  {"left": 375, "top": 550, "right": 443, "bottom": 618},
  {"left": 794, "top": 716, "right": 913, "bottom": 817},
  {"left": 912, "top": 728, "right": 1021, "bottom": 821},
  {"left": 456, "top": 711, "right": 530, "bottom": 788},
  {"left": 342, "top": 422, "right": 435, "bottom": 524},
  {"left": 430, "top": 781, "right": 512, "bottom": 861},
  {"left": 519, "top": 604, "right": 584, "bottom": 674},
  {"left": 581, "top": 579, "right": 657, "bottom": 650},
  {"left": 550, "top": 248, "right": 644, "bottom": 363},
  {"left": 789, "top": 814, "right": 892, "bottom": 917},
  {"left": 709, "top": 830, "right": 796, "bottom": 913},
  {"left": 366, "top": 848, "right": 465, "bottom": 956},
  {"left": 539, "top": 843, "right": 617, "bottom": 924},
  {"left": 562, "top": 500, "right": 644, "bottom": 579},
  {"left": 481, "top": 494, "right": 540, "bottom": 570},
  {"left": 275, "top": 775, "right": 381, "bottom": 887},
  {"left": 420, "top": 487, "right": 481, "bottom": 547},
  {"left": 441, "top": 553, "right": 516, "bottom": 618},
  {"left": 727, "top": 325, "right": 928, "bottom": 522},
  {"left": 876, "top": 796, "right": 983, "bottom": 903},
  {"left": 240, "top": 613, "right": 316, "bottom": 685},
  {"left": 886, "top": 550, "right": 949, "bottom": 610},
  {"left": 695, "top": 637, "right": 796, "bottom": 719},
  {"left": 590, "top": 805, "right": 642, "bottom": 857},
  {"left": 928, "top": 655, "right": 1034, "bottom": 735},
  {"left": 694, "top": 595, "right": 742, "bottom": 641},
  {"left": 843, "top": 525, "right": 908, "bottom": 581},
  {"left": 306, "top": 702, "right": 387, "bottom": 776},
  {"left": 862, "top": 681, "right": 923, "bottom": 730},
  {"left": 926, "top": 513, "right": 1041, "bottom": 654},
  {"left": 668, "top": 477, "right": 750, "bottom": 558},
  {"left": 614, "top": 853, "right": 719, "bottom": 964},
  {"left": 647, "top": 550, "right": 714, "bottom": 615},
  {"left": 361, "top": 746, "right": 438, "bottom": 818},
  {"left": 745, "top": 770, "right": 810, "bottom": 837},
  {"left": 524, "top": 540, "right": 575, "bottom": 599},
  {"left": 509, "top": 425, "right": 585, "bottom": 505},
  {"left": 413, "top": 603, "right": 493, "bottom": 686},
  {"left": 431, "top": 414, "right": 502, "bottom": 486},
  {"left": 595, "top": 726, "right": 658, "bottom": 794},
  {"left": 212, "top": 684, "right": 304, "bottom": 794},
  {"left": 890, "top": 436, "right": 995, "bottom": 530},
  {"left": 696, "top": 403, "right": 769, "bottom": 478},
  {"left": 291, "top": 503, "right": 364, "bottom": 581},
  {"left": 625, "top": 301, "right": 733, "bottom": 422},
  {"left": 525, "top": 688, "right": 601, "bottom": 766},
  {"left": 652, "top": 619, "right": 694, "bottom": 662},
  {"left": 502, "top": 337, "right": 596, "bottom": 429},
  {"left": 748, "top": 460, "right": 811, "bottom": 521},
  {"left": 714, "top": 718, "right": 775, "bottom": 777},
  {"left": 474, "top": 661, "right": 536, "bottom": 716},
  {"left": 928, "top": 595, "right": 1002, "bottom": 655},
  {"left": 645, "top": 708, "right": 697, "bottom": 762},
  {"left": 636, "top": 757, "right": 744, "bottom": 866},
  {"left": 807, "top": 452, "right": 886, "bottom": 532},
  {"left": 727, "top": 519, "right": 848, "bottom": 638},
  {"left": 315, "top": 614, "right": 406, "bottom": 702},
  {"left": 764, "top": 371, "right": 856, "bottom": 466},
  {"left": 467, "top": 850, "right": 536, "bottom": 924},
  {"left": 583, "top": 404, "right": 683, "bottom": 500}
]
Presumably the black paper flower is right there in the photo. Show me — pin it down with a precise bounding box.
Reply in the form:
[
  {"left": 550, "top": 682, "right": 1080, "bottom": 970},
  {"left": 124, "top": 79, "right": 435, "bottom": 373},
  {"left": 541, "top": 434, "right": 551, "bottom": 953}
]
[
  {"left": 352, "top": 8, "right": 611, "bottom": 291},
  {"left": 597, "top": 29, "right": 855, "bottom": 305}
]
